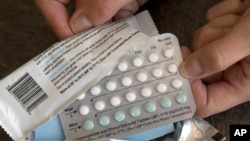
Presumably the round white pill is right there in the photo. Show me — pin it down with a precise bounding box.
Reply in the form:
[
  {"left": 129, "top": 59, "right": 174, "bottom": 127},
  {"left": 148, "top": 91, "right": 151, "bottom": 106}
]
[
  {"left": 110, "top": 96, "right": 121, "bottom": 107},
  {"left": 148, "top": 53, "right": 159, "bottom": 63},
  {"left": 77, "top": 92, "right": 86, "bottom": 100},
  {"left": 126, "top": 92, "right": 136, "bottom": 102},
  {"left": 164, "top": 47, "right": 174, "bottom": 58},
  {"left": 133, "top": 57, "right": 143, "bottom": 67},
  {"left": 118, "top": 62, "right": 128, "bottom": 72},
  {"left": 141, "top": 87, "right": 152, "bottom": 97},
  {"left": 137, "top": 72, "right": 148, "bottom": 82},
  {"left": 94, "top": 101, "right": 105, "bottom": 111},
  {"left": 90, "top": 86, "right": 101, "bottom": 96},
  {"left": 152, "top": 68, "right": 163, "bottom": 78},
  {"left": 121, "top": 76, "right": 132, "bottom": 87},
  {"left": 167, "top": 63, "right": 178, "bottom": 73},
  {"left": 79, "top": 105, "right": 90, "bottom": 115},
  {"left": 106, "top": 81, "right": 117, "bottom": 91},
  {"left": 172, "top": 78, "right": 183, "bottom": 89},
  {"left": 156, "top": 83, "right": 167, "bottom": 93}
]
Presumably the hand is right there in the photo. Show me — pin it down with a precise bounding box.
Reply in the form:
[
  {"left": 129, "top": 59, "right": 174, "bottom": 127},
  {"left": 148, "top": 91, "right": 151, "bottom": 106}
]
[
  {"left": 35, "top": 0, "right": 148, "bottom": 40},
  {"left": 180, "top": 0, "right": 250, "bottom": 117}
]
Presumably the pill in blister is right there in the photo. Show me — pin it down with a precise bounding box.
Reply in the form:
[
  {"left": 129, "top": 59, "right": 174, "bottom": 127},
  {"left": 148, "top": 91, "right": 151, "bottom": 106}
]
[
  {"left": 167, "top": 63, "right": 178, "bottom": 73},
  {"left": 110, "top": 96, "right": 121, "bottom": 107},
  {"left": 121, "top": 76, "right": 133, "bottom": 87},
  {"left": 114, "top": 111, "right": 126, "bottom": 122},
  {"left": 152, "top": 68, "right": 163, "bottom": 78},
  {"left": 126, "top": 92, "right": 136, "bottom": 102},
  {"left": 90, "top": 86, "right": 101, "bottom": 96},
  {"left": 137, "top": 72, "right": 148, "bottom": 82},
  {"left": 95, "top": 100, "right": 106, "bottom": 111},
  {"left": 176, "top": 94, "right": 187, "bottom": 104},
  {"left": 83, "top": 120, "right": 94, "bottom": 131},
  {"left": 129, "top": 107, "right": 141, "bottom": 117},
  {"left": 148, "top": 53, "right": 159, "bottom": 63},
  {"left": 79, "top": 105, "right": 90, "bottom": 116},
  {"left": 118, "top": 62, "right": 128, "bottom": 72},
  {"left": 144, "top": 102, "right": 157, "bottom": 113},
  {"left": 160, "top": 97, "right": 172, "bottom": 108},
  {"left": 171, "top": 78, "right": 182, "bottom": 89},
  {"left": 141, "top": 87, "right": 152, "bottom": 97},
  {"left": 77, "top": 92, "right": 86, "bottom": 100},
  {"left": 163, "top": 47, "right": 174, "bottom": 58},
  {"left": 106, "top": 81, "right": 117, "bottom": 91},
  {"left": 133, "top": 57, "right": 143, "bottom": 67},
  {"left": 156, "top": 83, "right": 167, "bottom": 93},
  {"left": 98, "top": 115, "right": 110, "bottom": 127}
]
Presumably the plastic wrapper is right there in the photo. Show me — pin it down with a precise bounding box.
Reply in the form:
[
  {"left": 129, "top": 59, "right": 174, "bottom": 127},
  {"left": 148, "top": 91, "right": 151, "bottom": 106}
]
[{"left": 0, "top": 11, "right": 155, "bottom": 141}]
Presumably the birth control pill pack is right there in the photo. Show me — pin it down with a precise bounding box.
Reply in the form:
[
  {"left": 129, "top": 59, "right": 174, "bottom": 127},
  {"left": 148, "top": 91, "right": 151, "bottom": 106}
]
[{"left": 59, "top": 33, "right": 196, "bottom": 140}]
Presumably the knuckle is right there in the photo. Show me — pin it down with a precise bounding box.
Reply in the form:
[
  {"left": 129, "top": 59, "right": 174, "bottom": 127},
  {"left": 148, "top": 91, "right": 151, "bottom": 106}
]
[
  {"left": 88, "top": 0, "right": 120, "bottom": 24},
  {"left": 96, "top": 0, "right": 117, "bottom": 15},
  {"left": 192, "top": 26, "right": 212, "bottom": 49},
  {"left": 199, "top": 26, "right": 213, "bottom": 37},
  {"left": 210, "top": 47, "right": 227, "bottom": 71}
]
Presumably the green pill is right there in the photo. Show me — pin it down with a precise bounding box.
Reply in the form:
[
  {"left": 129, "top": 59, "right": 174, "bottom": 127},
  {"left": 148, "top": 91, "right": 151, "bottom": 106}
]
[
  {"left": 98, "top": 115, "right": 110, "bottom": 127},
  {"left": 83, "top": 120, "right": 94, "bottom": 131},
  {"left": 129, "top": 107, "right": 141, "bottom": 117},
  {"left": 145, "top": 102, "right": 156, "bottom": 113},
  {"left": 114, "top": 111, "right": 126, "bottom": 122}
]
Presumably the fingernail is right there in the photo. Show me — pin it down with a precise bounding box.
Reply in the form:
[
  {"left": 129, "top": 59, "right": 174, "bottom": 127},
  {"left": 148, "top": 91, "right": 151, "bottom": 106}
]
[
  {"left": 70, "top": 14, "right": 93, "bottom": 34},
  {"left": 180, "top": 58, "right": 202, "bottom": 78}
]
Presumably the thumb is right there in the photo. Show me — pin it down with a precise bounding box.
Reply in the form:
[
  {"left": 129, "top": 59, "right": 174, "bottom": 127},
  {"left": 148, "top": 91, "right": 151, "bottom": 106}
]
[
  {"left": 69, "top": 0, "right": 133, "bottom": 34},
  {"left": 180, "top": 27, "right": 250, "bottom": 79}
]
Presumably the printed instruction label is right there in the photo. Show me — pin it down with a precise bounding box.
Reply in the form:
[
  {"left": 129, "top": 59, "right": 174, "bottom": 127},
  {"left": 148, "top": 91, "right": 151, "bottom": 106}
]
[
  {"left": 33, "top": 22, "right": 142, "bottom": 94},
  {"left": 0, "top": 21, "right": 148, "bottom": 140}
]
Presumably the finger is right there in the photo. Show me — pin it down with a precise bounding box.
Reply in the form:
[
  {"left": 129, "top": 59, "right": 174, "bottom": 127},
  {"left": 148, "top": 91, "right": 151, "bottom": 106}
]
[
  {"left": 180, "top": 46, "right": 192, "bottom": 60},
  {"left": 181, "top": 44, "right": 225, "bottom": 83},
  {"left": 113, "top": 1, "right": 140, "bottom": 20},
  {"left": 181, "top": 13, "right": 250, "bottom": 79},
  {"left": 207, "top": 0, "right": 245, "bottom": 21},
  {"left": 192, "top": 15, "right": 240, "bottom": 83},
  {"left": 181, "top": 34, "right": 250, "bottom": 79},
  {"left": 136, "top": 0, "right": 148, "bottom": 5},
  {"left": 35, "top": 0, "right": 73, "bottom": 40},
  {"left": 191, "top": 79, "right": 249, "bottom": 118},
  {"left": 113, "top": 0, "right": 148, "bottom": 20},
  {"left": 70, "top": 0, "right": 134, "bottom": 34},
  {"left": 192, "top": 15, "right": 240, "bottom": 51}
]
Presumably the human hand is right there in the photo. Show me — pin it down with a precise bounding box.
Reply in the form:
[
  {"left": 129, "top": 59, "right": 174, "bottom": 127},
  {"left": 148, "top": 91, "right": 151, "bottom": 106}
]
[
  {"left": 180, "top": 0, "right": 250, "bottom": 117},
  {"left": 35, "top": 0, "right": 148, "bottom": 40}
]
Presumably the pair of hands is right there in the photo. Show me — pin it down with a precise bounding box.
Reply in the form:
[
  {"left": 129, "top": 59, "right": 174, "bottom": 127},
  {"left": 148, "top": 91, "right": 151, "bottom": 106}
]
[{"left": 35, "top": 0, "right": 250, "bottom": 118}]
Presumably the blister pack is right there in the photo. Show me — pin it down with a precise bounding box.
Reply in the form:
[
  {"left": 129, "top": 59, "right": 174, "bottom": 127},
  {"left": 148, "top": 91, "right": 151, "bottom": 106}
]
[{"left": 59, "top": 33, "right": 196, "bottom": 140}]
